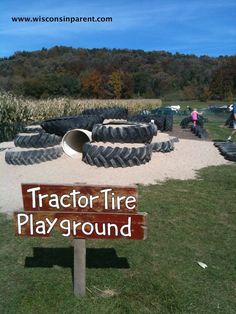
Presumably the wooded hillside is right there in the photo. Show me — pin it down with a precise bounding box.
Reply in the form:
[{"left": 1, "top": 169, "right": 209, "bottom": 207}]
[{"left": 0, "top": 46, "right": 235, "bottom": 100}]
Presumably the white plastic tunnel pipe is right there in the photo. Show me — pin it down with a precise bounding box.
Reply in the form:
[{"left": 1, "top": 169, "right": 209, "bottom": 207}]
[{"left": 62, "top": 129, "right": 92, "bottom": 157}]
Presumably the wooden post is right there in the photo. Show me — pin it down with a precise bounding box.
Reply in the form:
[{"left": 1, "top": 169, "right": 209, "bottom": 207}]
[{"left": 73, "top": 238, "right": 86, "bottom": 296}]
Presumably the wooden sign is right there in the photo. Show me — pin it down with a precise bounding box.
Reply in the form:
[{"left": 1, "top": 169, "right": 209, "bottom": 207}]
[
  {"left": 21, "top": 184, "right": 138, "bottom": 212},
  {"left": 14, "top": 212, "right": 147, "bottom": 239},
  {"left": 16, "top": 183, "right": 148, "bottom": 297}
]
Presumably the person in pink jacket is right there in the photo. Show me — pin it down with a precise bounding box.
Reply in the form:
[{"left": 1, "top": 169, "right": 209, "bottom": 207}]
[{"left": 191, "top": 108, "right": 202, "bottom": 127}]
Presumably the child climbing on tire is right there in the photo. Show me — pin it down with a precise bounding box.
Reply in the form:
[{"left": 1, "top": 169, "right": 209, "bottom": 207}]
[{"left": 191, "top": 108, "right": 203, "bottom": 127}]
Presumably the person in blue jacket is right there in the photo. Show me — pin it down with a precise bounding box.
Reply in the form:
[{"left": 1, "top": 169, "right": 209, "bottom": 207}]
[{"left": 227, "top": 103, "right": 236, "bottom": 142}]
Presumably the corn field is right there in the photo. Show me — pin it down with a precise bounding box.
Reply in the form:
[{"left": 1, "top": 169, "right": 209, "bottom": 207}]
[{"left": 0, "top": 91, "right": 162, "bottom": 142}]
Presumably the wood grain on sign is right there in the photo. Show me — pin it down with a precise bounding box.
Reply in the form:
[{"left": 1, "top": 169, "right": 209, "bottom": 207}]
[
  {"left": 22, "top": 184, "right": 137, "bottom": 213},
  {"left": 14, "top": 212, "right": 147, "bottom": 240}
]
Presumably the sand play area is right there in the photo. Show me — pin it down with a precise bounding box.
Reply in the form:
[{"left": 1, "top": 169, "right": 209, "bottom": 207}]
[{"left": 0, "top": 131, "right": 231, "bottom": 213}]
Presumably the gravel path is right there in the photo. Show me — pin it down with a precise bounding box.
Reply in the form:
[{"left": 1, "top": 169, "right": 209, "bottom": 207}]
[{"left": 0, "top": 132, "right": 231, "bottom": 213}]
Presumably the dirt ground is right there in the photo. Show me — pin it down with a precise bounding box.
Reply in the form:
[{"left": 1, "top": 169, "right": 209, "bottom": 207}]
[
  {"left": 170, "top": 125, "right": 207, "bottom": 141},
  {"left": 0, "top": 129, "right": 231, "bottom": 213}
]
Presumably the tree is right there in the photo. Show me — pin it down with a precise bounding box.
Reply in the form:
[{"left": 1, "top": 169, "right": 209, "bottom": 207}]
[
  {"left": 199, "top": 86, "right": 211, "bottom": 101},
  {"left": 133, "top": 71, "right": 151, "bottom": 97},
  {"left": 0, "top": 46, "right": 235, "bottom": 100},
  {"left": 183, "top": 86, "right": 197, "bottom": 100},
  {"left": 152, "top": 72, "right": 175, "bottom": 97},
  {"left": 108, "top": 71, "right": 123, "bottom": 98},
  {"left": 80, "top": 70, "right": 103, "bottom": 98},
  {"left": 122, "top": 73, "right": 134, "bottom": 98}
]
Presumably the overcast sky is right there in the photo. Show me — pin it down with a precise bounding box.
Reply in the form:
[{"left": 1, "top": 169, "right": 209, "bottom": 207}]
[{"left": 0, "top": 0, "right": 235, "bottom": 57}]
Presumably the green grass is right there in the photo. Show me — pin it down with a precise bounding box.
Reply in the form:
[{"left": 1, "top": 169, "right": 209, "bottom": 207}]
[
  {"left": 0, "top": 165, "right": 236, "bottom": 313},
  {"left": 205, "top": 122, "right": 230, "bottom": 141}
]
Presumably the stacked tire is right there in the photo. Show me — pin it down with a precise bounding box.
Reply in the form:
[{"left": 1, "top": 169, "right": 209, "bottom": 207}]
[
  {"left": 5, "top": 107, "right": 177, "bottom": 167},
  {"left": 214, "top": 142, "right": 236, "bottom": 162},
  {"left": 82, "top": 142, "right": 153, "bottom": 168},
  {"left": 92, "top": 122, "right": 156, "bottom": 143},
  {"left": 190, "top": 125, "right": 208, "bottom": 139},
  {"left": 225, "top": 112, "right": 234, "bottom": 128},
  {"left": 5, "top": 113, "right": 106, "bottom": 165},
  {"left": 128, "top": 112, "right": 173, "bottom": 132},
  {"left": 41, "top": 115, "right": 104, "bottom": 136},
  {"left": 5, "top": 125, "right": 63, "bottom": 165},
  {"left": 82, "top": 122, "right": 155, "bottom": 168},
  {"left": 164, "top": 115, "right": 173, "bottom": 131},
  {"left": 82, "top": 107, "right": 128, "bottom": 120},
  {"left": 180, "top": 116, "right": 204, "bottom": 128}
]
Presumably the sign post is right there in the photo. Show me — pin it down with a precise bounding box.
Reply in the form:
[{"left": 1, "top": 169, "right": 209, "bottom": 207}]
[
  {"left": 73, "top": 239, "right": 86, "bottom": 296},
  {"left": 15, "top": 183, "right": 148, "bottom": 296}
]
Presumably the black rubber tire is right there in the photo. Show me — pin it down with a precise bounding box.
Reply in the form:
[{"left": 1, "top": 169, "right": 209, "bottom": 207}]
[
  {"left": 14, "top": 132, "right": 62, "bottom": 148},
  {"left": 128, "top": 115, "right": 165, "bottom": 132},
  {"left": 154, "top": 116, "right": 165, "bottom": 131},
  {"left": 191, "top": 125, "right": 198, "bottom": 135},
  {"left": 5, "top": 146, "right": 63, "bottom": 165},
  {"left": 92, "top": 122, "right": 155, "bottom": 143},
  {"left": 199, "top": 128, "right": 208, "bottom": 139},
  {"left": 151, "top": 140, "right": 174, "bottom": 152},
  {"left": 217, "top": 143, "right": 232, "bottom": 152},
  {"left": 197, "top": 116, "right": 204, "bottom": 127},
  {"left": 191, "top": 125, "right": 208, "bottom": 139},
  {"left": 164, "top": 115, "right": 173, "bottom": 131},
  {"left": 82, "top": 142, "right": 152, "bottom": 168},
  {"left": 214, "top": 142, "right": 236, "bottom": 162},
  {"left": 23, "top": 125, "right": 45, "bottom": 133},
  {"left": 225, "top": 152, "right": 236, "bottom": 161},
  {"left": 195, "top": 126, "right": 200, "bottom": 136},
  {"left": 180, "top": 116, "right": 192, "bottom": 128},
  {"left": 214, "top": 141, "right": 227, "bottom": 147},
  {"left": 225, "top": 112, "right": 234, "bottom": 127},
  {"left": 219, "top": 144, "right": 236, "bottom": 154},
  {"left": 151, "top": 123, "right": 158, "bottom": 136},
  {"left": 171, "top": 137, "right": 179, "bottom": 143},
  {"left": 127, "top": 120, "right": 157, "bottom": 135},
  {"left": 41, "top": 115, "right": 104, "bottom": 136},
  {"left": 214, "top": 141, "right": 234, "bottom": 149},
  {"left": 198, "top": 128, "right": 203, "bottom": 138},
  {"left": 82, "top": 107, "right": 128, "bottom": 119},
  {"left": 180, "top": 116, "right": 204, "bottom": 128}
]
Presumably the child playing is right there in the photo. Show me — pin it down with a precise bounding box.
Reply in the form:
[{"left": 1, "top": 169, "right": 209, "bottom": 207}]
[{"left": 191, "top": 108, "right": 202, "bottom": 127}]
